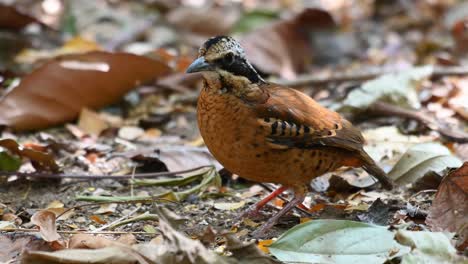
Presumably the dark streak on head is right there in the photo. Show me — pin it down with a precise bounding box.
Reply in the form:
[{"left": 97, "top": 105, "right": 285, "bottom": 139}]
[{"left": 201, "top": 36, "right": 264, "bottom": 84}]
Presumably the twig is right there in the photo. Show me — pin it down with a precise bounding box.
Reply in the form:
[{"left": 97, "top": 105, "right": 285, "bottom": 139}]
[
  {"left": 101, "top": 212, "right": 159, "bottom": 231},
  {"left": 104, "top": 17, "right": 156, "bottom": 51},
  {"left": 278, "top": 66, "right": 468, "bottom": 87},
  {"left": 0, "top": 228, "right": 154, "bottom": 235},
  {"left": 369, "top": 101, "right": 468, "bottom": 143},
  {"left": 55, "top": 198, "right": 177, "bottom": 220},
  {"left": 259, "top": 183, "right": 313, "bottom": 217},
  {"left": 0, "top": 166, "right": 211, "bottom": 179},
  {"left": 92, "top": 206, "right": 141, "bottom": 233}
]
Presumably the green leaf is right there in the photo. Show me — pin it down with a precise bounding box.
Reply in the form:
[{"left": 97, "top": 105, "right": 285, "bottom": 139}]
[
  {"left": 76, "top": 167, "right": 221, "bottom": 202},
  {"left": 232, "top": 10, "right": 279, "bottom": 33},
  {"left": 269, "top": 220, "right": 410, "bottom": 264},
  {"left": 341, "top": 66, "right": 433, "bottom": 111},
  {"left": 396, "top": 230, "right": 466, "bottom": 264},
  {"left": 388, "top": 143, "right": 462, "bottom": 184},
  {"left": 0, "top": 151, "right": 21, "bottom": 172}
]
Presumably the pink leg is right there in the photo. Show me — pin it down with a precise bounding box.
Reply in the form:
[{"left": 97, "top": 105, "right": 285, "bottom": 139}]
[
  {"left": 252, "top": 193, "right": 306, "bottom": 238},
  {"left": 240, "top": 186, "right": 288, "bottom": 219},
  {"left": 255, "top": 186, "right": 288, "bottom": 210}
]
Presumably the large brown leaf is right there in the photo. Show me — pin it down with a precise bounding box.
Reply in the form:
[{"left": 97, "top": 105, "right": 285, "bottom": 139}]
[
  {"left": 241, "top": 8, "right": 336, "bottom": 79},
  {"left": 426, "top": 162, "right": 468, "bottom": 250},
  {"left": 0, "top": 51, "right": 171, "bottom": 131},
  {"left": 167, "top": 5, "right": 240, "bottom": 37},
  {"left": 0, "top": 3, "right": 38, "bottom": 30}
]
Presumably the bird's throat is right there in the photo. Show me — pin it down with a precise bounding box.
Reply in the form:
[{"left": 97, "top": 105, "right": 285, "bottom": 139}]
[{"left": 202, "top": 70, "right": 266, "bottom": 101}]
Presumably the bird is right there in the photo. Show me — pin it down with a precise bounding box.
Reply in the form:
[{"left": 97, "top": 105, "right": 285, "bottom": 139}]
[{"left": 186, "top": 36, "right": 394, "bottom": 237}]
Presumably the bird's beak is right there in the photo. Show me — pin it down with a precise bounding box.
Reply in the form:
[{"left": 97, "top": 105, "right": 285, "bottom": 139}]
[{"left": 186, "top": 56, "right": 213, "bottom": 73}]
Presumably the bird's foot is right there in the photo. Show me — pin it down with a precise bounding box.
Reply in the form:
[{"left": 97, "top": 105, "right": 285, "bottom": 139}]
[
  {"left": 237, "top": 204, "right": 268, "bottom": 221},
  {"left": 251, "top": 219, "right": 276, "bottom": 238},
  {"left": 251, "top": 193, "right": 306, "bottom": 238}
]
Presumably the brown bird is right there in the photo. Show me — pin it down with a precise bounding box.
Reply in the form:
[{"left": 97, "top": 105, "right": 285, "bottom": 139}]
[{"left": 187, "top": 36, "right": 393, "bottom": 236}]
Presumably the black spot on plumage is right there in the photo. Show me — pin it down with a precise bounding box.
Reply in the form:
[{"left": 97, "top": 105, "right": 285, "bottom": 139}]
[
  {"left": 327, "top": 130, "right": 333, "bottom": 136},
  {"left": 204, "top": 36, "right": 228, "bottom": 50},
  {"left": 218, "top": 56, "right": 262, "bottom": 83},
  {"left": 316, "top": 159, "right": 323, "bottom": 170},
  {"left": 334, "top": 123, "right": 339, "bottom": 129},
  {"left": 290, "top": 122, "right": 296, "bottom": 136},
  {"left": 304, "top": 126, "right": 310, "bottom": 133},
  {"left": 280, "top": 121, "right": 287, "bottom": 136},
  {"left": 296, "top": 125, "right": 302, "bottom": 136},
  {"left": 264, "top": 117, "right": 270, "bottom": 122},
  {"left": 271, "top": 121, "right": 279, "bottom": 135}
]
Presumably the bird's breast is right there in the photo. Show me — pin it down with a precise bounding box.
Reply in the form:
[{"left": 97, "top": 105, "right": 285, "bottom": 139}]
[{"left": 196, "top": 88, "right": 345, "bottom": 187}]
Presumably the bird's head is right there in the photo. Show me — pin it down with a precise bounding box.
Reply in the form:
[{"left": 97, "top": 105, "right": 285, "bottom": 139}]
[{"left": 186, "top": 36, "right": 264, "bottom": 84}]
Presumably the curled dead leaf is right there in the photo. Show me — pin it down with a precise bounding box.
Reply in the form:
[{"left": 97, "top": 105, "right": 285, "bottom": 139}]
[
  {"left": 0, "top": 138, "right": 59, "bottom": 172},
  {"left": 426, "top": 162, "right": 468, "bottom": 250},
  {"left": 30, "top": 210, "right": 61, "bottom": 242},
  {"left": 0, "top": 51, "right": 171, "bottom": 131}
]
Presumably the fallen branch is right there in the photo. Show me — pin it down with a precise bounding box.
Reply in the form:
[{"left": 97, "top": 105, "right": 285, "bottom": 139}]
[
  {"left": 0, "top": 228, "right": 154, "bottom": 235},
  {"left": 369, "top": 101, "right": 468, "bottom": 143},
  {"left": 279, "top": 66, "right": 468, "bottom": 87},
  {"left": 0, "top": 166, "right": 211, "bottom": 179},
  {"left": 55, "top": 198, "right": 177, "bottom": 220}
]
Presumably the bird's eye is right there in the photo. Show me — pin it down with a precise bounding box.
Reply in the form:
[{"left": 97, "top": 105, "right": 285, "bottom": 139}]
[{"left": 223, "top": 52, "right": 235, "bottom": 65}]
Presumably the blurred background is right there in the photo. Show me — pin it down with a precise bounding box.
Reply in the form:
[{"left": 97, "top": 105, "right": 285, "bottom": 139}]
[{"left": 0, "top": 1, "right": 467, "bottom": 259}]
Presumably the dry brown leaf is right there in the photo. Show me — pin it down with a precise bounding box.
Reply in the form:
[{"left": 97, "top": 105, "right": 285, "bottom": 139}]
[
  {"left": 449, "top": 77, "right": 468, "bottom": 120},
  {"left": 167, "top": 5, "right": 240, "bottom": 36},
  {"left": 0, "top": 234, "right": 53, "bottom": 263},
  {"left": 0, "top": 3, "right": 38, "bottom": 30},
  {"left": 116, "top": 234, "right": 137, "bottom": 246},
  {"left": 69, "top": 234, "right": 123, "bottom": 249},
  {"left": 22, "top": 246, "right": 151, "bottom": 264},
  {"left": 0, "top": 51, "right": 171, "bottom": 131},
  {"left": 0, "top": 138, "right": 59, "bottom": 172},
  {"left": 241, "top": 8, "right": 335, "bottom": 79},
  {"left": 90, "top": 215, "right": 107, "bottom": 225},
  {"left": 77, "top": 108, "right": 109, "bottom": 136},
  {"left": 225, "top": 233, "right": 280, "bottom": 263},
  {"left": 426, "top": 162, "right": 468, "bottom": 250},
  {"left": 452, "top": 18, "right": 468, "bottom": 55},
  {"left": 30, "top": 210, "right": 61, "bottom": 242}
]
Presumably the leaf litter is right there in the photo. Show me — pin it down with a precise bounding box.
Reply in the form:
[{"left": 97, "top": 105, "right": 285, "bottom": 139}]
[{"left": 0, "top": 0, "right": 467, "bottom": 263}]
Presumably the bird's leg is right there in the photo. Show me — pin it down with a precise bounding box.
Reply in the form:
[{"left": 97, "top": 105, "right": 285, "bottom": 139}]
[
  {"left": 251, "top": 185, "right": 308, "bottom": 238},
  {"left": 240, "top": 186, "right": 288, "bottom": 219},
  {"left": 252, "top": 191, "right": 306, "bottom": 238},
  {"left": 254, "top": 185, "right": 288, "bottom": 211}
]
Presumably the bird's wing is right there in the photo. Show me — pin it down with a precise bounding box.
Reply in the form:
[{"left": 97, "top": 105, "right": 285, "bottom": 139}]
[{"left": 251, "top": 83, "right": 365, "bottom": 152}]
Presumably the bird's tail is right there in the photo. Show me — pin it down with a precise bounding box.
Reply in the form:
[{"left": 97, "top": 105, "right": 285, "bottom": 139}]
[{"left": 360, "top": 152, "right": 394, "bottom": 190}]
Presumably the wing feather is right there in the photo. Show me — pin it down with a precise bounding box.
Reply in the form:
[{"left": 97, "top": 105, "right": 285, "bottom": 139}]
[{"left": 252, "top": 84, "right": 365, "bottom": 153}]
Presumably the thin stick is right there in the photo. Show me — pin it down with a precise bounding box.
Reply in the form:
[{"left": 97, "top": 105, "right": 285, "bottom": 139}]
[
  {"left": 278, "top": 66, "right": 468, "bottom": 87},
  {"left": 55, "top": 198, "right": 177, "bottom": 220},
  {"left": 0, "top": 166, "right": 211, "bottom": 179},
  {"left": 259, "top": 183, "right": 313, "bottom": 217},
  {"left": 92, "top": 206, "right": 141, "bottom": 233},
  {"left": 130, "top": 166, "right": 136, "bottom": 197},
  {"left": 369, "top": 101, "right": 468, "bottom": 143},
  {"left": 0, "top": 228, "right": 154, "bottom": 235}
]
